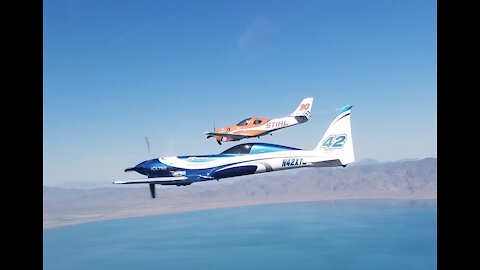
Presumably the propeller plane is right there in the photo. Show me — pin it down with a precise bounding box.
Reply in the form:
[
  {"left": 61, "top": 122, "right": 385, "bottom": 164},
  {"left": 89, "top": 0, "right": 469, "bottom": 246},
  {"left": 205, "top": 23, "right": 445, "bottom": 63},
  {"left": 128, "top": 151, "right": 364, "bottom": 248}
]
[{"left": 205, "top": 97, "right": 313, "bottom": 145}]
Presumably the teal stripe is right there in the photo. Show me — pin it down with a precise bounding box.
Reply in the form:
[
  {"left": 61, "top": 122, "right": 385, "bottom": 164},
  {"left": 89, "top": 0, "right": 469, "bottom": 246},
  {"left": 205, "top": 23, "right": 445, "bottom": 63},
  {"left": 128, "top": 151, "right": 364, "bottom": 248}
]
[{"left": 337, "top": 105, "right": 353, "bottom": 116}]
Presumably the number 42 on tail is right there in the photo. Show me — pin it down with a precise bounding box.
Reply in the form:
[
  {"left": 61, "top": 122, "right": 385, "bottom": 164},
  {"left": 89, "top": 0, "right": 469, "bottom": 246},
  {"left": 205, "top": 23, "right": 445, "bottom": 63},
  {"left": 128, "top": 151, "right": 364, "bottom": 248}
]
[{"left": 321, "top": 134, "right": 347, "bottom": 149}]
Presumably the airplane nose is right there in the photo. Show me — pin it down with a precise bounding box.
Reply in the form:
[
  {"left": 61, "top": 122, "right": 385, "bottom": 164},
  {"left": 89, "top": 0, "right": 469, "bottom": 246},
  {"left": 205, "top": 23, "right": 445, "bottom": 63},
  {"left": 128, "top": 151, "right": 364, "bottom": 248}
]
[{"left": 125, "top": 161, "right": 149, "bottom": 175}]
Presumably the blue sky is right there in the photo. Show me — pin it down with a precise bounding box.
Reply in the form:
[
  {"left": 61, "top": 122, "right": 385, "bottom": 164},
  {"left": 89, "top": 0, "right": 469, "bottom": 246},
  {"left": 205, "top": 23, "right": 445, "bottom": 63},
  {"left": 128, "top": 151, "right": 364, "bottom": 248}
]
[{"left": 43, "top": 0, "right": 437, "bottom": 186}]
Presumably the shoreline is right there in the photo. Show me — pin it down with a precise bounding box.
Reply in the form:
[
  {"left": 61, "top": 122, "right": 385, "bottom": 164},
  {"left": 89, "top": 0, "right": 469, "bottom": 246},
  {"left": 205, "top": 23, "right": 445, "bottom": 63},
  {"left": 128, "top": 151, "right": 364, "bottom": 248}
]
[{"left": 43, "top": 196, "right": 437, "bottom": 230}]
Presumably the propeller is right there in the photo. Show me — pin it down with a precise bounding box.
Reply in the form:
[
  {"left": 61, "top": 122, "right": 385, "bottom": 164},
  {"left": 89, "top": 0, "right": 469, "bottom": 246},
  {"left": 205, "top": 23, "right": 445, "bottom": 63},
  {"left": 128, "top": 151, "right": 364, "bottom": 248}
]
[
  {"left": 213, "top": 120, "right": 223, "bottom": 145},
  {"left": 125, "top": 136, "right": 150, "bottom": 173},
  {"left": 149, "top": 183, "right": 156, "bottom": 198},
  {"left": 144, "top": 136, "right": 151, "bottom": 155},
  {"left": 206, "top": 121, "right": 222, "bottom": 144},
  {"left": 145, "top": 139, "right": 156, "bottom": 198}
]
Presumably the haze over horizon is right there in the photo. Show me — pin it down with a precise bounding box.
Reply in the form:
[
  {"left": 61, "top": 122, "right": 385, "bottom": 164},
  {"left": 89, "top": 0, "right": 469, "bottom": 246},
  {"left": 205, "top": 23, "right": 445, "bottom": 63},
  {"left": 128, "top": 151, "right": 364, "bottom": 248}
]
[{"left": 43, "top": 0, "right": 437, "bottom": 186}]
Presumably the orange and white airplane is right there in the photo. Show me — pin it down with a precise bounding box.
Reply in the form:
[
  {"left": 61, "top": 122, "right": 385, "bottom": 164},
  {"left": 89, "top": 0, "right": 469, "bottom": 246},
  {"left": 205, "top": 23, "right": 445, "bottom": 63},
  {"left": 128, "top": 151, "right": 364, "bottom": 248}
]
[{"left": 205, "top": 97, "right": 313, "bottom": 145}]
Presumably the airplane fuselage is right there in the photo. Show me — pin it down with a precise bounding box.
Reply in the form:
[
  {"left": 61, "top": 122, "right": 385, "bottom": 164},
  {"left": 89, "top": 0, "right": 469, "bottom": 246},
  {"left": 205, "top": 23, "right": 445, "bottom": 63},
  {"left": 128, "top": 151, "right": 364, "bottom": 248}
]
[
  {"left": 213, "top": 116, "right": 308, "bottom": 143},
  {"left": 126, "top": 143, "right": 342, "bottom": 186},
  {"left": 206, "top": 97, "right": 313, "bottom": 144}
]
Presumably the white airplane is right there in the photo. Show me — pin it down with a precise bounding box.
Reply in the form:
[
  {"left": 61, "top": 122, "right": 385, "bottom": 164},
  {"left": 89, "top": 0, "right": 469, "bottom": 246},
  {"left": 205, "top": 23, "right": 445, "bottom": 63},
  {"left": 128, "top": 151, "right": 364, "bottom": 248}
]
[
  {"left": 205, "top": 97, "right": 313, "bottom": 144},
  {"left": 114, "top": 105, "right": 354, "bottom": 198}
]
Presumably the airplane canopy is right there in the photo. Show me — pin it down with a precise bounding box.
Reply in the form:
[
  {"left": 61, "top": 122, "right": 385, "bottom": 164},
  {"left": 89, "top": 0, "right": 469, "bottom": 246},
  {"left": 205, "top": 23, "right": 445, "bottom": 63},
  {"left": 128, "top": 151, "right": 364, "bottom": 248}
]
[{"left": 236, "top": 118, "right": 252, "bottom": 126}]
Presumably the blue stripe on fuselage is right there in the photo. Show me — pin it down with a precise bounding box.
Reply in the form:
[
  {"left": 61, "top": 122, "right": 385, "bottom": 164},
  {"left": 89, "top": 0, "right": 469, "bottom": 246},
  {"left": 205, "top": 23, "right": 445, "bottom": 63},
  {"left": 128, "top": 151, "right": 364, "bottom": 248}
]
[{"left": 211, "top": 165, "right": 257, "bottom": 179}]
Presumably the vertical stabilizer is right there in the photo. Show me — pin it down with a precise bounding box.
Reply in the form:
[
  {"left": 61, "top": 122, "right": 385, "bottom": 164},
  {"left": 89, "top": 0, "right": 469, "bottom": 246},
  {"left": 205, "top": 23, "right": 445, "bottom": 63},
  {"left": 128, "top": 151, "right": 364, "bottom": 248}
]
[
  {"left": 290, "top": 97, "right": 313, "bottom": 119},
  {"left": 314, "top": 105, "right": 354, "bottom": 165}
]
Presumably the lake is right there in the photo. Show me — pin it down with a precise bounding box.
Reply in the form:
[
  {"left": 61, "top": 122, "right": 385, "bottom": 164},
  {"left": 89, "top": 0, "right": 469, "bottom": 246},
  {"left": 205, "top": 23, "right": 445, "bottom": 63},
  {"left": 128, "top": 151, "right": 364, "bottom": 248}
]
[{"left": 43, "top": 199, "right": 437, "bottom": 270}]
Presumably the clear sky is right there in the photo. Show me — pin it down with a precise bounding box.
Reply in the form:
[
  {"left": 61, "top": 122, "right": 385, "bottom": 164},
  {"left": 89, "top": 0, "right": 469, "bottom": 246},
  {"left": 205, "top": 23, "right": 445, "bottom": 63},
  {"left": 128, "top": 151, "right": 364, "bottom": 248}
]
[{"left": 43, "top": 0, "right": 437, "bottom": 186}]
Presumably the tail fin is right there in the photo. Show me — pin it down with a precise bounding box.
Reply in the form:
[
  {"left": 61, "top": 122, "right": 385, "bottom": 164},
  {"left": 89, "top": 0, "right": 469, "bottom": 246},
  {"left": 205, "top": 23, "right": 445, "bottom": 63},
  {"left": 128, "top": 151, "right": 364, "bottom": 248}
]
[
  {"left": 290, "top": 97, "right": 313, "bottom": 119},
  {"left": 314, "top": 105, "right": 354, "bottom": 165}
]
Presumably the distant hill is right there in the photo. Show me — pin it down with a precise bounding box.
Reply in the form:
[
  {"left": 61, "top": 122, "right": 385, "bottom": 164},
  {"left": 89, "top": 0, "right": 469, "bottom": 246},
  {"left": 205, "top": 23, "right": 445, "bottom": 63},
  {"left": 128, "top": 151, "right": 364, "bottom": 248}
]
[
  {"left": 54, "top": 180, "right": 113, "bottom": 190},
  {"left": 350, "top": 158, "right": 381, "bottom": 165},
  {"left": 43, "top": 158, "right": 437, "bottom": 228}
]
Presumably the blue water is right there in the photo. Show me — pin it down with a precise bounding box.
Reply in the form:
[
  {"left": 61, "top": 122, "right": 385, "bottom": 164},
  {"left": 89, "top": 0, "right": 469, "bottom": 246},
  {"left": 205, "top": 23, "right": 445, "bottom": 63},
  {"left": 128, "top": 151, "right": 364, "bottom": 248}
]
[{"left": 43, "top": 200, "right": 437, "bottom": 270}]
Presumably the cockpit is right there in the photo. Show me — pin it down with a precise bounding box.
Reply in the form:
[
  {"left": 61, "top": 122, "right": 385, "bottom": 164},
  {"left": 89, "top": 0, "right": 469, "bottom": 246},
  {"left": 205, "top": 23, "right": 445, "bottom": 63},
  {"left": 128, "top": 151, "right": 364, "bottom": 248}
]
[
  {"left": 236, "top": 118, "right": 251, "bottom": 126},
  {"left": 220, "top": 143, "right": 301, "bottom": 155},
  {"left": 236, "top": 118, "right": 266, "bottom": 126}
]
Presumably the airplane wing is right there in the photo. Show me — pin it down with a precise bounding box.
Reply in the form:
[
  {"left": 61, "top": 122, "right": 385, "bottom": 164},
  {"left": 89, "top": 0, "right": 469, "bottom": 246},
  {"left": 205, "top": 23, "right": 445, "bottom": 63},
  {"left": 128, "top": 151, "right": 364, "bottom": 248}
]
[
  {"left": 114, "top": 176, "right": 190, "bottom": 198},
  {"left": 204, "top": 132, "right": 249, "bottom": 140},
  {"left": 113, "top": 176, "right": 188, "bottom": 185}
]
